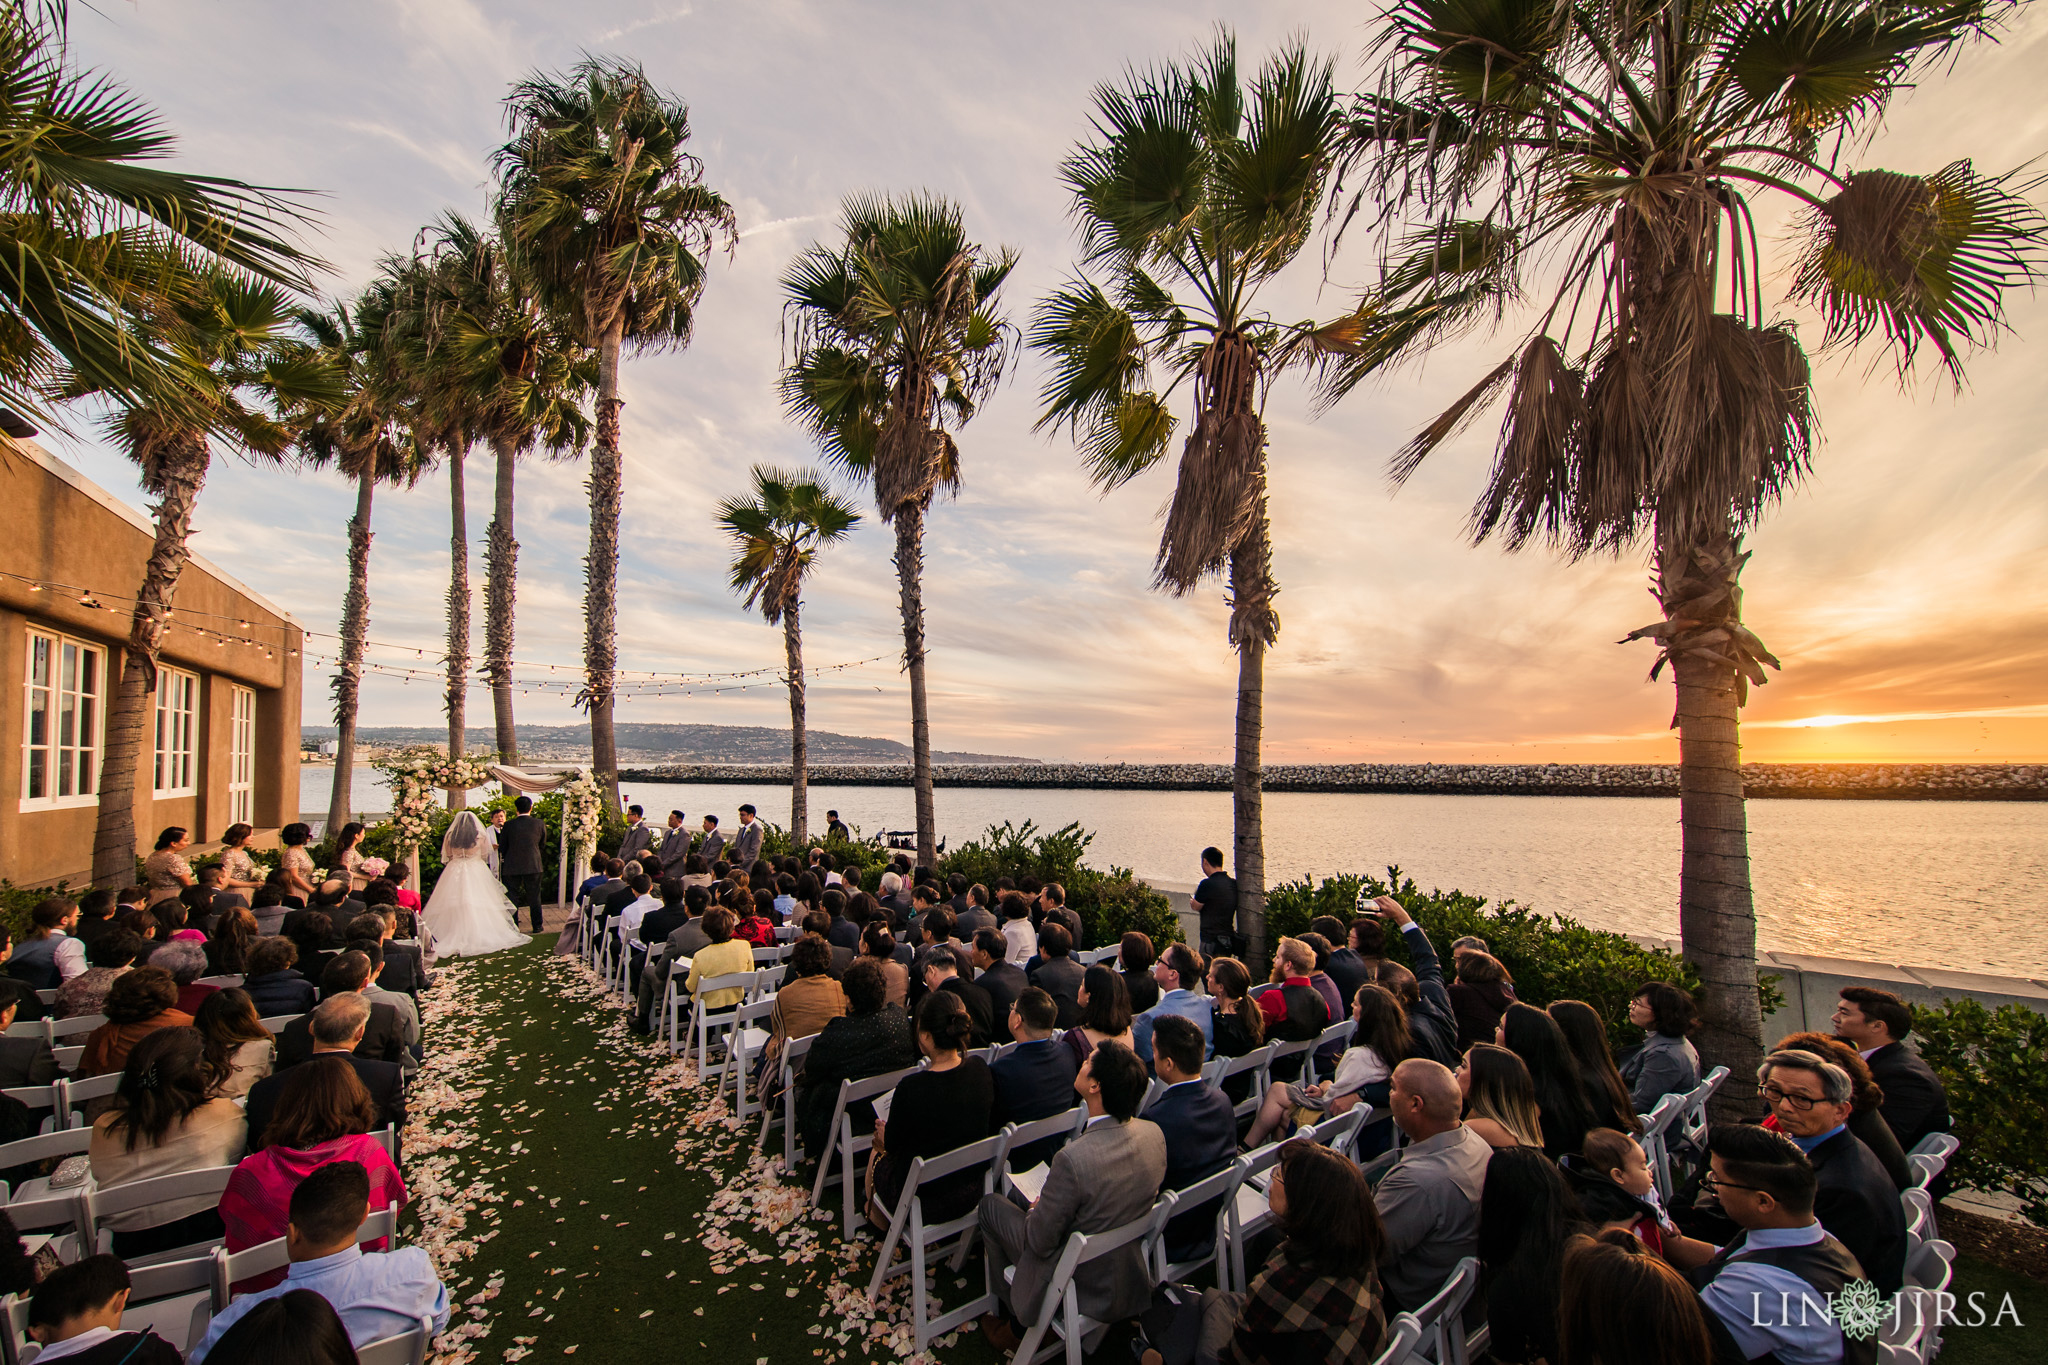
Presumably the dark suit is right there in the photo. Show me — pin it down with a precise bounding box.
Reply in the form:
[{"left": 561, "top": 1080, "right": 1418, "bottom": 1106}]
[
  {"left": 374, "top": 947, "right": 427, "bottom": 999},
  {"left": 939, "top": 976, "right": 995, "bottom": 1048},
  {"left": 283, "top": 903, "right": 363, "bottom": 941},
  {"left": 203, "top": 890, "right": 248, "bottom": 935},
  {"left": 956, "top": 906, "right": 998, "bottom": 938},
  {"left": 0, "top": 979, "right": 46, "bottom": 1023},
  {"left": 991, "top": 1038, "right": 1080, "bottom": 1170},
  {"left": 1029, "top": 957, "right": 1087, "bottom": 1030},
  {"left": 1808, "top": 1125, "right": 1909, "bottom": 1294},
  {"left": 617, "top": 821, "right": 655, "bottom": 864},
  {"left": 1864, "top": 1041, "right": 1950, "bottom": 1153},
  {"left": 1145, "top": 1079, "right": 1238, "bottom": 1258},
  {"left": 246, "top": 1053, "right": 405, "bottom": 1151},
  {"left": 500, "top": 812, "right": 548, "bottom": 932},
  {"left": 976, "top": 963, "right": 1027, "bottom": 1042},
  {"left": 243, "top": 970, "right": 317, "bottom": 1018},
  {"left": 1325, "top": 949, "right": 1371, "bottom": 1014},
  {"left": 276, "top": 1002, "right": 408, "bottom": 1070},
  {"left": 0, "top": 1036, "right": 58, "bottom": 1088}
]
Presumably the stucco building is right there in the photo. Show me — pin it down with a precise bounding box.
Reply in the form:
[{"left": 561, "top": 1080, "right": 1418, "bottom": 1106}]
[{"left": 1, "top": 438, "right": 303, "bottom": 888}]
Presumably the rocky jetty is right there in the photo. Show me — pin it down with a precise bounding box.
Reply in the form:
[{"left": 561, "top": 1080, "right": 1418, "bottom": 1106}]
[{"left": 619, "top": 761, "right": 2048, "bottom": 799}]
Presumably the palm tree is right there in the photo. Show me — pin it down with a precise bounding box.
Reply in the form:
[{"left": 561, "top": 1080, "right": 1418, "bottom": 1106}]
[
  {"left": 409, "top": 214, "right": 593, "bottom": 765},
  {"left": 493, "top": 57, "right": 735, "bottom": 808},
  {"left": 1335, "top": 0, "right": 2046, "bottom": 1100},
  {"left": 1031, "top": 34, "right": 1363, "bottom": 964},
  {"left": 297, "top": 290, "right": 426, "bottom": 839},
  {"left": 0, "top": 11, "right": 316, "bottom": 434},
  {"left": 716, "top": 467, "right": 860, "bottom": 845},
  {"left": 87, "top": 273, "right": 338, "bottom": 886},
  {"left": 781, "top": 195, "right": 1018, "bottom": 868}
]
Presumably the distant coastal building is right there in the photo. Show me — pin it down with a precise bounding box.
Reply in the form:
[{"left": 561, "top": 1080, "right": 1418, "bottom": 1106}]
[{"left": 0, "top": 436, "right": 303, "bottom": 887}]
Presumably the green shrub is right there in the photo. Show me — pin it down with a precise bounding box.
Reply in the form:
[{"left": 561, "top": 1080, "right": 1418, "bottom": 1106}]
[
  {"left": 0, "top": 881, "right": 60, "bottom": 945},
  {"left": 1270, "top": 866, "right": 1699, "bottom": 1050},
  {"left": 1912, "top": 997, "right": 2048, "bottom": 1228},
  {"left": 930, "top": 821, "right": 1178, "bottom": 951}
]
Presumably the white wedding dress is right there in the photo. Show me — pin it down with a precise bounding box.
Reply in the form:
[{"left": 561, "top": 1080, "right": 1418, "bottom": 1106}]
[{"left": 424, "top": 812, "right": 531, "bottom": 958}]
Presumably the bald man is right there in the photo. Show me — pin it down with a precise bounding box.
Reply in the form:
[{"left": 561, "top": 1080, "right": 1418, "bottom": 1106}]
[{"left": 1373, "top": 1059, "right": 1492, "bottom": 1308}]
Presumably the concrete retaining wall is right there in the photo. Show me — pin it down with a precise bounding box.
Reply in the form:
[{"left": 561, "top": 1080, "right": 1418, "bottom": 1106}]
[{"left": 621, "top": 761, "right": 2048, "bottom": 800}]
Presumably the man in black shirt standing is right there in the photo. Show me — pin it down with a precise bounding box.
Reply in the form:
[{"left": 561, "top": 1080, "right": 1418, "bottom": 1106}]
[{"left": 1190, "top": 846, "right": 1237, "bottom": 957}]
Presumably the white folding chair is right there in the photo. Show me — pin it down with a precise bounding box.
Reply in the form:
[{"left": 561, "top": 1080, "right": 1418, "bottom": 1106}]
[
  {"left": 1673, "top": 1065, "right": 1730, "bottom": 1157},
  {"left": 1266, "top": 1035, "right": 1316, "bottom": 1086},
  {"left": 357, "top": 1313, "right": 434, "bottom": 1365},
  {"left": 210, "top": 1206, "right": 399, "bottom": 1311},
  {"left": 34, "top": 990, "right": 57, "bottom": 1006},
  {"left": 3, "top": 1294, "right": 33, "bottom": 1365},
  {"left": 1906, "top": 1132, "right": 1959, "bottom": 1166},
  {"left": 1371, "top": 1315, "right": 1427, "bottom": 1365},
  {"left": 756, "top": 1033, "right": 815, "bottom": 1172},
  {"left": 1148, "top": 1159, "right": 1242, "bottom": 1286},
  {"left": 121, "top": 1254, "right": 215, "bottom": 1352},
  {"left": 1206, "top": 1042, "right": 1277, "bottom": 1124},
  {"left": 46, "top": 1015, "right": 105, "bottom": 1045},
  {"left": 866, "top": 1131, "right": 1007, "bottom": 1350},
  {"left": 682, "top": 973, "right": 755, "bottom": 1076},
  {"left": 0, "top": 1024, "right": 39, "bottom": 1041},
  {"left": 1299, "top": 1105, "right": 1369, "bottom": 1162},
  {"left": 1076, "top": 946, "right": 1120, "bottom": 967},
  {"left": 1900, "top": 1187, "right": 1933, "bottom": 1257},
  {"left": 1635, "top": 1092, "right": 1685, "bottom": 1201},
  {"left": 810, "top": 1066, "right": 921, "bottom": 1239},
  {"left": 722, "top": 996, "right": 779, "bottom": 1120},
  {"left": 1404, "top": 1257, "right": 1482, "bottom": 1365},
  {"left": 996, "top": 1106, "right": 1089, "bottom": 1193},
  {"left": 1, "top": 1085, "right": 62, "bottom": 1135},
  {"left": 256, "top": 1015, "right": 303, "bottom": 1035},
  {"left": 1892, "top": 1238, "right": 1955, "bottom": 1361},
  {"left": 1008, "top": 1193, "right": 1176, "bottom": 1365},
  {"left": 49, "top": 1046, "right": 82, "bottom": 1076},
  {"left": 194, "top": 975, "right": 245, "bottom": 989},
  {"left": 751, "top": 945, "right": 790, "bottom": 967},
  {"left": 660, "top": 955, "right": 695, "bottom": 1053},
  {"left": 1223, "top": 1143, "right": 1286, "bottom": 1293},
  {"left": 84, "top": 1165, "right": 238, "bottom": 1262},
  {"left": 370, "top": 1125, "right": 398, "bottom": 1161},
  {"left": 1308, "top": 1019, "right": 1356, "bottom": 1084},
  {"left": 0, "top": 1126, "right": 91, "bottom": 1205},
  {"left": 59, "top": 1074, "right": 118, "bottom": 1130}
]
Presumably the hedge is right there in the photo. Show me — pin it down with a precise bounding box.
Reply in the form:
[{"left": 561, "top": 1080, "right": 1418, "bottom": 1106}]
[
  {"left": 1268, "top": 866, "right": 1707, "bottom": 1052},
  {"left": 1912, "top": 998, "right": 2048, "bottom": 1228}
]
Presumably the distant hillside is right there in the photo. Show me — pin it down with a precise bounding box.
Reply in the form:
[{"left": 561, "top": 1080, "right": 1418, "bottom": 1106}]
[{"left": 301, "top": 722, "right": 1039, "bottom": 766}]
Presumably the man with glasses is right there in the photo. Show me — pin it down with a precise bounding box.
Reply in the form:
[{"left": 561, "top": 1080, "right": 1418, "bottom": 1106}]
[
  {"left": 1662, "top": 1124, "right": 1879, "bottom": 1365},
  {"left": 1750, "top": 1050, "right": 1906, "bottom": 1293}
]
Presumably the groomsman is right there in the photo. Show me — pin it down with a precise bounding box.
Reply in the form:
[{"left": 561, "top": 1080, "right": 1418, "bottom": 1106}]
[
  {"left": 658, "top": 810, "right": 692, "bottom": 877},
  {"left": 618, "top": 805, "right": 654, "bottom": 862},
  {"left": 697, "top": 814, "right": 728, "bottom": 868},
  {"left": 731, "top": 805, "right": 764, "bottom": 868}
]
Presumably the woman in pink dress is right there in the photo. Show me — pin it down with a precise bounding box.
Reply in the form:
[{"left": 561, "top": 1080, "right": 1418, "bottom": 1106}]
[{"left": 219, "top": 1055, "right": 406, "bottom": 1292}]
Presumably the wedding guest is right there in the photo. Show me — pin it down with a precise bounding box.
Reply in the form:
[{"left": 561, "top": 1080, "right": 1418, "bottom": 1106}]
[
  {"left": 1061, "top": 965, "right": 1133, "bottom": 1068},
  {"left": 189, "top": 1160, "right": 449, "bottom": 1364},
  {"left": 143, "top": 827, "right": 196, "bottom": 908},
  {"left": 1119, "top": 933, "right": 1160, "bottom": 1014},
  {"left": 57, "top": 931, "right": 143, "bottom": 1020},
  {"left": 287, "top": 911, "right": 339, "bottom": 986},
  {"left": 207, "top": 907, "right": 261, "bottom": 977},
  {"left": 71, "top": 890, "right": 120, "bottom": 954},
  {"left": 1028, "top": 923, "right": 1084, "bottom": 1029},
  {"left": 864, "top": 992, "right": 994, "bottom": 1228},
  {"left": 1560, "top": 1128, "right": 1671, "bottom": 1253},
  {"left": 79, "top": 968, "right": 192, "bottom": 1083},
  {"left": 248, "top": 885, "right": 289, "bottom": 938},
  {"left": 991, "top": 988, "right": 1081, "bottom": 1168},
  {"left": 861, "top": 922, "right": 909, "bottom": 1008},
  {"left": 1555, "top": 1232, "right": 1713, "bottom": 1365},
  {"left": 683, "top": 908, "right": 754, "bottom": 1016},
  {"left": 153, "top": 939, "right": 217, "bottom": 1016},
  {"left": 1480, "top": 1146, "right": 1587, "bottom": 1365},
  {"left": 177, "top": 882, "right": 221, "bottom": 937},
  {"left": 11, "top": 897, "right": 86, "bottom": 989},
  {"left": 382, "top": 862, "right": 423, "bottom": 925},
  {"left": 1456, "top": 1044, "right": 1544, "bottom": 1150},
  {"left": 1374, "top": 1060, "right": 1491, "bottom": 1310},
  {"left": 0, "top": 996, "right": 55, "bottom": 1088},
  {"left": 1131, "top": 944, "right": 1214, "bottom": 1070},
  {"left": 26, "top": 1256, "right": 183, "bottom": 1365},
  {"left": 242, "top": 937, "right": 317, "bottom": 1018},
  {"left": 219, "top": 823, "right": 263, "bottom": 896},
  {"left": 1258, "top": 938, "right": 1329, "bottom": 1083},
  {"left": 1311, "top": 914, "right": 1370, "bottom": 1008},
  {"left": 197, "top": 1291, "right": 356, "bottom": 1365},
  {"left": 999, "top": 892, "right": 1035, "bottom": 965},
  {"left": 247, "top": 995, "right": 404, "bottom": 1147},
  {"left": 795, "top": 960, "right": 919, "bottom": 1160},
  {"left": 1245, "top": 982, "right": 1407, "bottom": 1150},
  {"left": 221, "top": 1057, "right": 407, "bottom": 1292},
  {"left": 278, "top": 954, "right": 406, "bottom": 1068},
  {"left": 1769, "top": 1031, "right": 1912, "bottom": 1190},
  {"left": 1499, "top": 1002, "right": 1599, "bottom": 1158},
  {"left": 1831, "top": 986, "right": 1952, "bottom": 1153},
  {"left": 1448, "top": 951, "right": 1515, "bottom": 1051},
  {"left": 1618, "top": 981, "right": 1701, "bottom": 1112},
  {"left": 1752, "top": 1048, "right": 1908, "bottom": 1292},
  {"left": 89, "top": 1028, "right": 245, "bottom": 1257},
  {"left": 1145, "top": 1014, "right": 1236, "bottom": 1262},
  {"left": 1205, "top": 956, "right": 1266, "bottom": 1103},
  {"left": 1549, "top": 999, "right": 1644, "bottom": 1136},
  {"left": 765, "top": 936, "right": 847, "bottom": 1079},
  {"left": 344, "top": 943, "right": 419, "bottom": 1072},
  {"left": 194, "top": 989, "right": 275, "bottom": 1100}
]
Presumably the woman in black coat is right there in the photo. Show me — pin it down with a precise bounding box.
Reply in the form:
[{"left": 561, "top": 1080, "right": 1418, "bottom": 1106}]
[{"left": 795, "top": 959, "right": 919, "bottom": 1160}]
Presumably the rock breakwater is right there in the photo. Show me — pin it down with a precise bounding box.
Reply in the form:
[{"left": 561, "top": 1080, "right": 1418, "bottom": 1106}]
[{"left": 619, "top": 761, "right": 2048, "bottom": 799}]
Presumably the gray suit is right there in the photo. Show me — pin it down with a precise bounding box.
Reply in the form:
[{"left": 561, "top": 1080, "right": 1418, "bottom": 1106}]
[
  {"left": 729, "top": 819, "right": 763, "bottom": 869},
  {"left": 698, "top": 828, "right": 728, "bottom": 867},
  {"left": 657, "top": 825, "right": 692, "bottom": 877},
  {"left": 979, "top": 1115, "right": 1167, "bottom": 1325},
  {"left": 618, "top": 821, "right": 655, "bottom": 863}
]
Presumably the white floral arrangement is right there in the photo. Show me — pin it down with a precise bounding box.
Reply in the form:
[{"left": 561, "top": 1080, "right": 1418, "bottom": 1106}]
[
  {"left": 561, "top": 774, "right": 602, "bottom": 860},
  {"left": 374, "top": 747, "right": 500, "bottom": 852}
]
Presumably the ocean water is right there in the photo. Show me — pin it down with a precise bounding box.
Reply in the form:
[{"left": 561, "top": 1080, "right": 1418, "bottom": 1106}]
[{"left": 303, "top": 767, "right": 2048, "bottom": 975}]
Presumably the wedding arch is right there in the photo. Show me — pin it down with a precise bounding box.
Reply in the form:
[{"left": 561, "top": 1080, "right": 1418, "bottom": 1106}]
[{"left": 374, "top": 748, "right": 604, "bottom": 905}]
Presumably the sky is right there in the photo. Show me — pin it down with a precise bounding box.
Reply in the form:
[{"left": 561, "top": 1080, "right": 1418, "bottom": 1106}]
[{"left": 48, "top": 0, "right": 2048, "bottom": 765}]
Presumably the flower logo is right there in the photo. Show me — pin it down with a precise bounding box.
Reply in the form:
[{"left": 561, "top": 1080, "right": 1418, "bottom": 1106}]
[{"left": 1830, "top": 1280, "right": 1893, "bottom": 1342}]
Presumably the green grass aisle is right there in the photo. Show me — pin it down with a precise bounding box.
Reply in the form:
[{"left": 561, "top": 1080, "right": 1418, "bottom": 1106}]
[{"left": 405, "top": 938, "right": 1004, "bottom": 1365}]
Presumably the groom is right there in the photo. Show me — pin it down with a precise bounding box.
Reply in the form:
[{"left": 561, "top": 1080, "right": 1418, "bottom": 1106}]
[{"left": 500, "top": 796, "right": 548, "bottom": 932}]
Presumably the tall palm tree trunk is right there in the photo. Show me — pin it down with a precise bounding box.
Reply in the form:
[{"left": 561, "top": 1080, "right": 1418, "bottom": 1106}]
[
  {"left": 785, "top": 599, "right": 808, "bottom": 846},
  {"left": 326, "top": 474, "right": 375, "bottom": 838},
  {"left": 1229, "top": 525, "right": 1269, "bottom": 969},
  {"left": 444, "top": 445, "right": 470, "bottom": 805},
  {"left": 485, "top": 435, "right": 520, "bottom": 763},
  {"left": 584, "top": 320, "right": 625, "bottom": 809},
  {"left": 91, "top": 437, "right": 210, "bottom": 886},
  {"left": 892, "top": 503, "right": 937, "bottom": 867},
  {"left": 1661, "top": 522, "right": 1766, "bottom": 1117}
]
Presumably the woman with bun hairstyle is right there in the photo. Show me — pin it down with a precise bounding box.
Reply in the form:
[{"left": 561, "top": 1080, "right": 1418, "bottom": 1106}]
[{"left": 862, "top": 990, "right": 994, "bottom": 1228}]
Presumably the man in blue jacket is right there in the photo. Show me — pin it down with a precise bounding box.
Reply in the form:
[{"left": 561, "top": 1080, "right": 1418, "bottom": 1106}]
[
  {"left": 991, "top": 988, "right": 1079, "bottom": 1169},
  {"left": 1143, "top": 1014, "right": 1237, "bottom": 1262}
]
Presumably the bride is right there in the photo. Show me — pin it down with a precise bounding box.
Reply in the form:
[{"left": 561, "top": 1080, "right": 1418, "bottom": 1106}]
[{"left": 424, "top": 811, "right": 531, "bottom": 958}]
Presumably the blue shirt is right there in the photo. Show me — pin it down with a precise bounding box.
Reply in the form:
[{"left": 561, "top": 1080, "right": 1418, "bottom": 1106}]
[
  {"left": 1788, "top": 1123, "right": 1847, "bottom": 1155},
  {"left": 1699, "top": 1222, "right": 1847, "bottom": 1365},
  {"left": 191, "top": 1245, "right": 451, "bottom": 1364},
  {"left": 1131, "top": 989, "right": 1215, "bottom": 1071}
]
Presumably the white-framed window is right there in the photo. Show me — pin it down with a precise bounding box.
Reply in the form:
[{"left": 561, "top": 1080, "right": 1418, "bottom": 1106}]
[
  {"left": 228, "top": 685, "right": 255, "bottom": 825},
  {"left": 153, "top": 666, "right": 198, "bottom": 796},
  {"left": 20, "top": 629, "right": 104, "bottom": 809}
]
